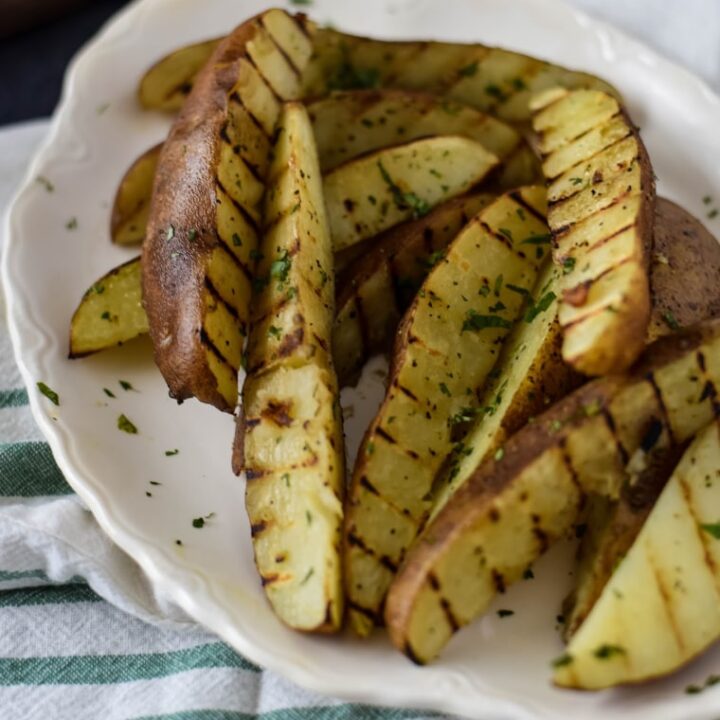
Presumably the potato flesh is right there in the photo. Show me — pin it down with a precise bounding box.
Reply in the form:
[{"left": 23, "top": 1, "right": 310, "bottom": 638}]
[
  {"left": 111, "top": 145, "right": 160, "bottom": 246},
  {"left": 69, "top": 258, "right": 148, "bottom": 357},
  {"left": 344, "top": 187, "right": 549, "bottom": 635},
  {"left": 385, "top": 321, "right": 720, "bottom": 664},
  {"left": 138, "top": 38, "right": 221, "bottom": 112},
  {"left": 555, "top": 421, "right": 720, "bottom": 689},
  {"left": 307, "top": 90, "right": 537, "bottom": 187},
  {"left": 333, "top": 193, "right": 494, "bottom": 385},
  {"left": 531, "top": 88, "right": 654, "bottom": 376},
  {"left": 242, "top": 103, "right": 344, "bottom": 632},
  {"left": 323, "top": 136, "right": 498, "bottom": 251}
]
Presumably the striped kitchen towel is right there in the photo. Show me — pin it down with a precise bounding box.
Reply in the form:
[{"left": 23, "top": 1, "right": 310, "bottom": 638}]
[{"left": 0, "top": 120, "right": 443, "bottom": 720}]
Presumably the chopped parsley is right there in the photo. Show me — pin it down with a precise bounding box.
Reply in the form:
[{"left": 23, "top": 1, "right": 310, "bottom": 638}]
[
  {"left": 36, "top": 176, "right": 54, "bottom": 192},
  {"left": 117, "top": 414, "right": 138, "bottom": 434},
  {"left": 498, "top": 227, "right": 513, "bottom": 241},
  {"left": 300, "top": 567, "right": 315, "bottom": 585},
  {"left": 270, "top": 250, "right": 292, "bottom": 287},
  {"left": 523, "top": 568, "right": 534, "bottom": 580},
  {"left": 289, "top": 0, "right": 313, "bottom": 5},
  {"left": 165, "top": 449, "right": 179, "bottom": 457},
  {"left": 708, "top": 209, "right": 719, "bottom": 219},
  {"left": 327, "top": 58, "right": 380, "bottom": 91},
  {"left": 449, "top": 406, "right": 482, "bottom": 426},
  {"left": 593, "top": 644, "right": 626, "bottom": 659},
  {"left": 552, "top": 654, "right": 573, "bottom": 668},
  {"left": 494, "top": 447, "right": 505, "bottom": 461},
  {"left": 119, "top": 380, "right": 134, "bottom": 391},
  {"left": 268, "top": 325, "right": 282, "bottom": 339},
  {"left": 700, "top": 522, "right": 720, "bottom": 539},
  {"left": 103, "top": 388, "right": 116, "bottom": 398},
  {"left": 521, "top": 233, "right": 552, "bottom": 246},
  {"left": 282, "top": 473, "right": 290, "bottom": 487},
  {"left": 65, "top": 217, "right": 78, "bottom": 230},
  {"left": 524, "top": 291, "right": 557, "bottom": 323},
  {"left": 420, "top": 249, "right": 446, "bottom": 270},
  {"left": 497, "top": 609, "right": 514, "bottom": 618},
  {"left": 484, "top": 83, "right": 506, "bottom": 101},
  {"left": 305, "top": 510, "right": 313, "bottom": 525},
  {"left": 92, "top": 283, "right": 105, "bottom": 295},
  {"left": 232, "top": 233, "right": 242, "bottom": 247},
  {"left": 192, "top": 512, "right": 215, "bottom": 529},
  {"left": 562, "top": 257, "right": 576, "bottom": 274},
  {"left": 366, "top": 442, "right": 375, "bottom": 455},
  {"left": 662, "top": 310, "right": 680, "bottom": 331},
  {"left": 458, "top": 61, "right": 478, "bottom": 77},
  {"left": 703, "top": 195, "right": 712, "bottom": 205},
  {"left": 685, "top": 675, "right": 720, "bottom": 694},
  {"left": 36, "top": 382, "right": 59, "bottom": 406},
  {"left": 188, "top": 229, "right": 198, "bottom": 241},
  {"left": 377, "top": 161, "right": 430, "bottom": 219},
  {"left": 439, "top": 382, "right": 451, "bottom": 397},
  {"left": 462, "top": 309, "right": 511, "bottom": 333}
]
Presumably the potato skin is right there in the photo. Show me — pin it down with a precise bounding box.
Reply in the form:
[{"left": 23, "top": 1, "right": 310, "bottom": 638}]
[
  {"left": 648, "top": 197, "right": 720, "bottom": 341},
  {"left": 142, "top": 20, "right": 259, "bottom": 411}
]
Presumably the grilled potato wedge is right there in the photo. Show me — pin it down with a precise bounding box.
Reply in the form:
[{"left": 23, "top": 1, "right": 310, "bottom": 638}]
[
  {"left": 308, "top": 90, "right": 539, "bottom": 187},
  {"left": 385, "top": 319, "right": 720, "bottom": 664},
  {"left": 111, "top": 144, "right": 161, "bottom": 246},
  {"left": 69, "top": 258, "right": 148, "bottom": 358},
  {"left": 649, "top": 197, "right": 720, "bottom": 341},
  {"left": 555, "top": 421, "right": 720, "bottom": 689},
  {"left": 241, "top": 102, "right": 344, "bottom": 632},
  {"left": 429, "top": 258, "right": 582, "bottom": 524},
  {"left": 324, "top": 136, "right": 498, "bottom": 252},
  {"left": 143, "top": 9, "right": 314, "bottom": 411},
  {"left": 138, "top": 38, "right": 221, "bottom": 112},
  {"left": 334, "top": 193, "right": 495, "bottom": 385},
  {"left": 344, "top": 187, "right": 550, "bottom": 635},
  {"left": 530, "top": 87, "right": 655, "bottom": 375}
]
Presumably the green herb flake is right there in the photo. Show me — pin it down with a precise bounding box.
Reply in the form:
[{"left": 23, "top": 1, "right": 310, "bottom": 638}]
[
  {"left": 521, "top": 233, "right": 552, "bottom": 246},
  {"left": 709, "top": 209, "right": 719, "bottom": 219},
  {"left": 166, "top": 225, "right": 175, "bottom": 241},
  {"left": 102, "top": 388, "right": 115, "bottom": 399},
  {"left": 497, "top": 609, "right": 514, "bottom": 618},
  {"left": 101, "top": 311, "right": 112, "bottom": 321},
  {"left": 188, "top": 229, "right": 198, "bottom": 241},
  {"left": 366, "top": 442, "right": 375, "bottom": 455},
  {"left": 498, "top": 227, "right": 513, "bottom": 241},
  {"left": 458, "top": 61, "right": 479, "bottom": 77},
  {"left": 511, "top": 77, "right": 527, "bottom": 90},
  {"left": 703, "top": 195, "right": 713, "bottom": 205},
  {"left": 117, "top": 414, "right": 138, "bottom": 434},
  {"left": 562, "top": 257, "right": 576, "bottom": 275},
  {"left": 282, "top": 473, "right": 290, "bottom": 487},
  {"left": 270, "top": 250, "right": 292, "bottom": 286},
  {"left": 192, "top": 512, "right": 215, "bottom": 529},
  {"left": 570, "top": 177, "right": 583, "bottom": 186},
  {"left": 439, "top": 382, "right": 451, "bottom": 397},
  {"left": 494, "top": 274, "right": 504, "bottom": 296},
  {"left": 523, "top": 568, "right": 534, "bottom": 580},
  {"left": 421, "top": 249, "right": 446, "bottom": 270},
  {"left": 685, "top": 675, "right": 720, "bottom": 695},
  {"left": 96, "top": 102, "right": 110, "bottom": 114},
  {"left": 462, "top": 309, "right": 512, "bottom": 333},
  {"left": 92, "top": 283, "right": 105, "bottom": 295},
  {"left": 268, "top": 325, "right": 282, "bottom": 339},
  {"left": 552, "top": 654, "right": 574, "bottom": 668},
  {"left": 305, "top": 510, "right": 313, "bottom": 525},
  {"left": 593, "top": 644, "right": 626, "bottom": 660},
  {"left": 525, "top": 291, "right": 557, "bottom": 323},
  {"left": 494, "top": 447, "right": 505, "bottom": 461},
  {"left": 516, "top": 207, "right": 526, "bottom": 221},
  {"left": 700, "top": 522, "right": 720, "bottom": 539},
  {"left": 232, "top": 233, "right": 242, "bottom": 247},
  {"left": 662, "top": 311, "right": 680, "bottom": 331},
  {"left": 506, "top": 283, "right": 530, "bottom": 298},
  {"left": 119, "top": 380, "right": 134, "bottom": 391},
  {"left": 484, "top": 83, "right": 506, "bottom": 101},
  {"left": 377, "top": 160, "right": 430, "bottom": 219},
  {"left": 36, "top": 382, "right": 59, "bottom": 406},
  {"left": 583, "top": 400, "right": 601, "bottom": 417},
  {"left": 449, "top": 406, "right": 481, "bottom": 426},
  {"left": 300, "top": 567, "right": 315, "bottom": 585},
  {"left": 289, "top": 0, "right": 313, "bottom": 6},
  {"left": 65, "top": 217, "right": 78, "bottom": 230},
  {"left": 36, "top": 176, "right": 54, "bottom": 192},
  {"left": 165, "top": 449, "right": 179, "bottom": 457}
]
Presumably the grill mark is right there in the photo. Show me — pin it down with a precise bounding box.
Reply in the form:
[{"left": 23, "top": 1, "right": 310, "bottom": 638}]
[
  {"left": 562, "top": 256, "right": 634, "bottom": 311},
  {"left": 697, "top": 351, "right": 707, "bottom": 374},
  {"left": 380, "top": 556, "right": 399, "bottom": 573},
  {"left": 428, "top": 572, "right": 441, "bottom": 591},
  {"left": 220, "top": 128, "right": 264, "bottom": 184},
  {"left": 257, "top": 18, "right": 302, "bottom": 77},
  {"left": 294, "top": 14, "right": 313, "bottom": 40},
  {"left": 480, "top": 220, "right": 513, "bottom": 250},
  {"left": 215, "top": 238, "right": 253, "bottom": 282},
  {"left": 601, "top": 407, "right": 629, "bottom": 465},
  {"left": 261, "top": 573, "right": 280, "bottom": 587},
  {"left": 546, "top": 127, "right": 632, "bottom": 183},
  {"left": 216, "top": 180, "right": 260, "bottom": 233},
  {"left": 551, "top": 188, "right": 639, "bottom": 237},
  {"left": 579, "top": 221, "right": 636, "bottom": 256},
  {"left": 697, "top": 351, "right": 720, "bottom": 416},
  {"left": 244, "top": 53, "right": 284, "bottom": 103},
  {"left": 561, "top": 302, "right": 621, "bottom": 331},
  {"left": 245, "top": 467, "right": 265, "bottom": 480},
  {"left": 649, "top": 555, "right": 686, "bottom": 654},
  {"left": 262, "top": 197, "right": 306, "bottom": 232},
  {"left": 381, "top": 42, "right": 430, "bottom": 86},
  {"left": 558, "top": 438, "right": 583, "bottom": 496},
  {"left": 229, "top": 92, "right": 272, "bottom": 140},
  {"left": 164, "top": 79, "right": 194, "bottom": 102},
  {"left": 201, "top": 329, "right": 238, "bottom": 372},
  {"left": 360, "top": 475, "right": 380, "bottom": 496},
  {"left": 439, "top": 596, "right": 460, "bottom": 632},
  {"left": 395, "top": 382, "right": 419, "bottom": 402},
  {"left": 508, "top": 191, "right": 547, "bottom": 224},
  {"left": 205, "top": 278, "right": 243, "bottom": 323},
  {"left": 492, "top": 569, "right": 506, "bottom": 594},
  {"left": 348, "top": 600, "right": 382, "bottom": 626},
  {"left": 645, "top": 372, "right": 675, "bottom": 444},
  {"left": 376, "top": 427, "right": 397, "bottom": 444},
  {"left": 250, "top": 521, "right": 268, "bottom": 537}
]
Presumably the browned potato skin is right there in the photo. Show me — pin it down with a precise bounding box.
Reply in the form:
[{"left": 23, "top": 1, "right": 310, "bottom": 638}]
[
  {"left": 142, "top": 20, "right": 259, "bottom": 412},
  {"left": 385, "top": 319, "right": 720, "bottom": 662},
  {"left": 111, "top": 143, "right": 161, "bottom": 246},
  {"left": 648, "top": 197, "right": 720, "bottom": 341}
]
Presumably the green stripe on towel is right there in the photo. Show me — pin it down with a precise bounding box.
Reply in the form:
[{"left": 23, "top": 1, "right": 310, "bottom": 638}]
[
  {"left": 0, "top": 388, "right": 29, "bottom": 408},
  {"left": 0, "top": 442, "right": 71, "bottom": 496}
]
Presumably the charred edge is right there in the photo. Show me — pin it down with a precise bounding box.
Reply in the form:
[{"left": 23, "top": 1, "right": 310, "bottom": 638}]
[
  {"left": 245, "top": 467, "right": 266, "bottom": 480},
  {"left": 200, "top": 329, "right": 238, "bottom": 372},
  {"left": 216, "top": 179, "right": 260, "bottom": 233},
  {"left": 645, "top": 371, "right": 675, "bottom": 444},
  {"left": 323, "top": 600, "right": 334, "bottom": 628},
  {"left": 261, "top": 400, "right": 293, "bottom": 427},
  {"left": 427, "top": 572, "right": 441, "bottom": 592},
  {"left": 558, "top": 437, "right": 583, "bottom": 496},
  {"left": 552, "top": 188, "right": 639, "bottom": 240},
  {"left": 347, "top": 531, "right": 374, "bottom": 555},
  {"left": 278, "top": 326, "right": 304, "bottom": 358},
  {"left": 376, "top": 426, "right": 398, "bottom": 445},
  {"left": 257, "top": 17, "right": 302, "bottom": 77},
  {"left": 380, "top": 555, "right": 399, "bottom": 573},
  {"left": 480, "top": 220, "right": 513, "bottom": 250},
  {"left": 214, "top": 238, "right": 254, "bottom": 282},
  {"left": 509, "top": 190, "right": 547, "bottom": 225},
  {"left": 360, "top": 475, "right": 380, "bottom": 496},
  {"left": 532, "top": 525, "right": 550, "bottom": 554},
  {"left": 347, "top": 600, "right": 382, "bottom": 626},
  {"left": 439, "top": 596, "right": 460, "bottom": 632},
  {"left": 639, "top": 417, "right": 664, "bottom": 453},
  {"left": 261, "top": 573, "right": 280, "bottom": 586},
  {"left": 205, "top": 278, "right": 243, "bottom": 324},
  {"left": 292, "top": 13, "right": 313, "bottom": 40},
  {"left": 312, "top": 332, "right": 329, "bottom": 353},
  {"left": 244, "top": 417, "right": 261, "bottom": 430},
  {"left": 250, "top": 521, "right": 268, "bottom": 537},
  {"left": 403, "top": 641, "right": 426, "bottom": 666},
  {"left": 394, "top": 381, "right": 419, "bottom": 402},
  {"left": 601, "top": 407, "right": 629, "bottom": 465},
  {"left": 244, "top": 52, "right": 284, "bottom": 104},
  {"left": 492, "top": 569, "right": 506, "bottom": 594},
  {"left": 229, "top": 92, "right": 272, "bottom": 140},
  {"left": 546, "top": 125, "right": 631, "bottom": 184}
]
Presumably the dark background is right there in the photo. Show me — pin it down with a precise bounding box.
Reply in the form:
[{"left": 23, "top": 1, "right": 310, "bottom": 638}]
[{"left": 0, "top": 0, "right": 131, "bottom": 126}]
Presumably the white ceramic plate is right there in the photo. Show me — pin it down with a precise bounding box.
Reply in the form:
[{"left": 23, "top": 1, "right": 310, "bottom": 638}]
[{"left": 4, "top": 0, "right": 720, "bottom": 717}]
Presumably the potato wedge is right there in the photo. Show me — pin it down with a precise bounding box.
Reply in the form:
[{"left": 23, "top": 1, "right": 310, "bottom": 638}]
[
  {"left": 344, "top": 187, "right": 550, "bottom": 635},
  {"left": 111, "top": 144, "right": 161, "bottom": 246},
  {"left": 324, "top": 136, "right": 498, "bottom": 252},
  {"left": 649, "top": 197, "right": 720, "bottom": 341},
  {"left": 69, "top": 258, "right": 148, "bottom": 358},
  {"left": 241, "top": 103, "right": 344, "bottom": 632},
  {"left": 385, "top": 319, "right": 720, "bottom": 664},
  {"left": 143, "top": 9, "right": 314, "bottom": 411},
  {"left": 530, "top": 87, "right": 655, "bottom": 376},
  {"left": 138, "top": 38, "right": 221, "bottom": 112},
  {"left": 333, "top": 193, "right": 495, "bottom": 385},
  {"left": 308, "top": 90, "right": 539, "bottom": 187},
  {"left": 429, "top": 258, "right": 582, "bottom": 524},
  {"left": 555, "top": 421, "right": 720, "bottom": 689}
]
